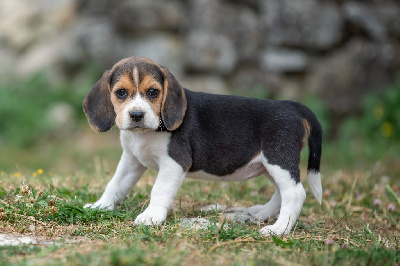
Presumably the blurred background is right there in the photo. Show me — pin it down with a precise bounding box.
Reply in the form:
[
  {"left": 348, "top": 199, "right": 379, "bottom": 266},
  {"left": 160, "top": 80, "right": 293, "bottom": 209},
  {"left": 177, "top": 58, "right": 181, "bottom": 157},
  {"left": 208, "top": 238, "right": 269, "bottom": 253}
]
[{"left": 0, "top": 0, "right": 399, "bottom": 177}]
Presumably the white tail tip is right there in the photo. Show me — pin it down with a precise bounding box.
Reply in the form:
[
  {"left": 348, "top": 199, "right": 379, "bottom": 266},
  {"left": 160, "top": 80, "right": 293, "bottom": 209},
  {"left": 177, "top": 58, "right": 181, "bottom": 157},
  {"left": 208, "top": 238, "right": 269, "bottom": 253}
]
[{"left": 308, "top": 170, "right": 322, "bottom": 204}]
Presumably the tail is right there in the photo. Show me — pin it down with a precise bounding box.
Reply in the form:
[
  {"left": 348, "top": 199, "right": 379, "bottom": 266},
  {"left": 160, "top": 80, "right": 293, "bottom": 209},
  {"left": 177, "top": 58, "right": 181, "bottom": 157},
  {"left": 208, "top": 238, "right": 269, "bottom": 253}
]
[{"left": 296, "top": 103, "right": 323, "bottom": 204}]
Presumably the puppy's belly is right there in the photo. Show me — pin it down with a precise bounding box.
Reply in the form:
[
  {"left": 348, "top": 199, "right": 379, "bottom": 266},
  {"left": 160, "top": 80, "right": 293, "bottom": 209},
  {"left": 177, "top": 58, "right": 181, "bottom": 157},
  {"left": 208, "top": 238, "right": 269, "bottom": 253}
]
[{"left": 188, "top": 156, "right": 266, "bottom": 182}]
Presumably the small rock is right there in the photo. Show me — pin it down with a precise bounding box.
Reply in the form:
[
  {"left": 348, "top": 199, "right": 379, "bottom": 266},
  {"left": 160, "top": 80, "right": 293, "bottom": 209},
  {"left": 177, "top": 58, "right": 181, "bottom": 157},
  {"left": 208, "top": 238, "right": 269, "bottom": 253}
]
[
  {"left": 180, "top": 75, "right": 229, "bottom": 95},
  {"left": 306, "top": 39, "right": 399, "bottom": 113},
  {"left": 261, "top": 48, "right": 309, "bottom": 73},
  {"left": 0, "top": 234, "right": 37, "bottom": 246},
  {"left": 184, "top": 31, "right": 237, "bottom": 75},
  {"left": 179, "top": 218, "right": 211, "bottom": 230},
  {"left": 343, "top": 2, "right": 388, "bottom": 41},
  {"left": 120, "top": 33, "right": 184, "bottom": 78},
  {"left": 199, "top": 204, "right": 226, "bottom": 213},
  {"left": 111, "top": 0, "right": 183, "bottom": 32},
  {"left": 260, "top": 0, "right": 343, "bottom": 50},
  {"left": 184, "top": 0, "right": 258, "bottom": 61},
  {"left": 0, "top": 0, "right": 75, "bottom": 51}
]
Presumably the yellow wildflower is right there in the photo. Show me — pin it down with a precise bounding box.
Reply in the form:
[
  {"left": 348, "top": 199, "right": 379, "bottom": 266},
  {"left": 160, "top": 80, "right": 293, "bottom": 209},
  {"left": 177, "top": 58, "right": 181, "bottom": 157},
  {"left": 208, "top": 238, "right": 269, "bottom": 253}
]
[
  {"left": 381, "top": 122, "right": 394, "bottom": 137},
  {"left": 37, "top": 169, "right": 44, "bottom": 175},
  {"left": 32, "top": 172, "right": 37, "bottom": 177},
  {"left": 13, "top": 172, "right": 21, "bottom": 178}
]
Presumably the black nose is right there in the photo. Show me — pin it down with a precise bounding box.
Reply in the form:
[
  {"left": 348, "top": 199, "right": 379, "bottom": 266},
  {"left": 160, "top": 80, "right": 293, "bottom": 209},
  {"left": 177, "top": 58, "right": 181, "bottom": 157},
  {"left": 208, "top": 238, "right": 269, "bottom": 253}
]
[{"left": 129, "top": 111, "right": 144, "bottom": 122}]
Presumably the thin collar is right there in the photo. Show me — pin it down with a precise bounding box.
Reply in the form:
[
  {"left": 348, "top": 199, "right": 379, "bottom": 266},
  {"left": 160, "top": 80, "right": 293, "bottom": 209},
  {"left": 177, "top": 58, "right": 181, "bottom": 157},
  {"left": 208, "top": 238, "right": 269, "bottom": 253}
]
[{"left": 157, "top": 116, "right": 169, "bottom": 132}]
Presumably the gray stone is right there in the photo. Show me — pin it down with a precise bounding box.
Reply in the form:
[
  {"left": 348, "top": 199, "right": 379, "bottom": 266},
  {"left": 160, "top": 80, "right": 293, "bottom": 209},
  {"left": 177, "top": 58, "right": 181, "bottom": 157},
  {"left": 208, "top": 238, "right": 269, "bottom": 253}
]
[
  {"left": 52, "top": 17, "right": 121, "bottom": 72},
  {"left": 0, "top": 0, "right": 75, "bottom": 51},
  {"left": 184, "top": 31, "right": 237, "bottom": 75},
  {"left": 111, "top": 0, "right": 183, "bottom": 32},
  {"left": 121, "top": 33, "right": 184, "bottom": 78},
  {"left": 219, "top": 6, "right": 258, "bottom": 61},
  {"left": 16, "top": 37, "right": 65, "bottom": 78},
  {"left": 198, "top": 203, "right": 226, "bottom": 213},
  {"left": 376, "top": 1, "right": 400, "bottom": 39},
  {"left": 231, "top": 66, "right": 307, "bottom": 100},
  {"left": 179, "top": 218, "right": 211, "bottom": 230},
  {"left": 343, "top": 1, "right": 388, "bottom": 41},
  {"left": 17, "top": 17, "right": 120, "bottom": 77},
  {"left": 260, "top": 0, "right": 343, "bottom": 50},
  {"left": 0, "top": 234, "right": 37, "bottom": 246},
  {"left": 185, "top": 0, "right": 257, "bottom": 62},
  {"left": 73, "top": 18, "right": 120, "bottom": 68},
  {"left": 184, "top": 0, "right": 220, "bottom": 32},
  {"left": 306, "top": 39, "right": 399, "bottom": 113},
  {"left": 229, "top": 68, "right": 287, "bottom": 98},
  {"left": 261, "top": 48, "right": 309, "bottom": 73},
  {"left": 179, "top": 75, "right": 229, "bottom": 95}
]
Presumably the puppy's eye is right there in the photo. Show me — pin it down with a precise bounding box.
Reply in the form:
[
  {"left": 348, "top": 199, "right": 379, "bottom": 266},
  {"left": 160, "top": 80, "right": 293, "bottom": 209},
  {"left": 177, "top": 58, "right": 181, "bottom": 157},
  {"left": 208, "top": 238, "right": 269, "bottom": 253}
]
[
  {"left": 116, "top": 89, "right": 128, "bottom": 99},
  {"left": 146, "top": 88, "right": 159, "bottom": 98}
]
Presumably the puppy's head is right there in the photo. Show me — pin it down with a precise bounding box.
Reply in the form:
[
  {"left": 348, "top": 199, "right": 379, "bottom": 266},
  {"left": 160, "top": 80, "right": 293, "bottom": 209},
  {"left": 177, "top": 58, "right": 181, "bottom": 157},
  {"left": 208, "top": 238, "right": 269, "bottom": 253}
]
[{"left": 83, "top": 57, "right": 187, "bottom": 132}]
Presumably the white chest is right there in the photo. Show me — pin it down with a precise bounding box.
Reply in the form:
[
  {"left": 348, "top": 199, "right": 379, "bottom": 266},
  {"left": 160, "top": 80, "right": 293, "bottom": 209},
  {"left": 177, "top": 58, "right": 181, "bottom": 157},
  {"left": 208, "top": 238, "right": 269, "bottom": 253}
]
[{"left": 120, "top": 130, "right": 171, "bottom": 171}]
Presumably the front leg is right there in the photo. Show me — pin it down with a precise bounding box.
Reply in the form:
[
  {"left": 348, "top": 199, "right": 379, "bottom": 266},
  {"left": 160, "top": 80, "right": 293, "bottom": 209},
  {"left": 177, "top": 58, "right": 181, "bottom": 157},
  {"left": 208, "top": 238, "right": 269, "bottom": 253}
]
[
  {"left": 85, "top": 151, "right": 147, "bottom": 210},
  {"left": 134, "top": 158, "right": 186, "bottom": 225}
]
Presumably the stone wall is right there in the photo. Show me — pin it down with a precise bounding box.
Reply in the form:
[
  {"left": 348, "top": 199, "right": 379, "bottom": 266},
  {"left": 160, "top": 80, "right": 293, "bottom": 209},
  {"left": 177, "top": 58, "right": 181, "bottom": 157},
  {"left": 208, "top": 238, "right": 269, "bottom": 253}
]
[{"left": 0, "top": 0, "right": 399, "bottom": 116}]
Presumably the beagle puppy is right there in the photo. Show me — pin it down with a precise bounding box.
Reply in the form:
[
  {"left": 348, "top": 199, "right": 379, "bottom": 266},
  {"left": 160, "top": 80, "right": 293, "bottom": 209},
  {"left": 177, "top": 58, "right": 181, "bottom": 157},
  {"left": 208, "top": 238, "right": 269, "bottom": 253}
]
[{"left": 83, "top": 56, "right": 323, "bottom": 236}]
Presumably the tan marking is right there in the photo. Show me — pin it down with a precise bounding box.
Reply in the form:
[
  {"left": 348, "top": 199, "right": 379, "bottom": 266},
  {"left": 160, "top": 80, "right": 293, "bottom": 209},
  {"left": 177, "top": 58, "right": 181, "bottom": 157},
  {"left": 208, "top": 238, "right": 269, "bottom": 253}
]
[
  {"left": 301, "top": 118, "right": 311, "bottom": 150},
  {"left": 138, "top": 74, "right": 164, "bottom": 117},
  {"left": 110, "top": 73, "right": 137, "bottom": 128}
]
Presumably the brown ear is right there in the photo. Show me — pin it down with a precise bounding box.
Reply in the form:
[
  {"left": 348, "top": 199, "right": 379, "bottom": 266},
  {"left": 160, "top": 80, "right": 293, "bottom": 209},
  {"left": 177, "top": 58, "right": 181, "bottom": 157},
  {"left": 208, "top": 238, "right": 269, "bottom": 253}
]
[
  {"left": 82, "top": 70, "right": 115, "bottom": 132},
  {"left": 160, "top": 67, "right": 187, "bottom": 131}
]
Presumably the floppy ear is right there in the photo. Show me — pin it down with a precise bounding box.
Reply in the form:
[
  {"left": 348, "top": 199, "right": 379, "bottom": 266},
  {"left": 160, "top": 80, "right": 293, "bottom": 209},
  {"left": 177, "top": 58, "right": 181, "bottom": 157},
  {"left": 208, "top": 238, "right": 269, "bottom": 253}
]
[
  {"left": 160, "top": 67, "right": 187, "bottom": 131},
  {"left": 82, "top": 70, "right": 115, "bottom": 132}
]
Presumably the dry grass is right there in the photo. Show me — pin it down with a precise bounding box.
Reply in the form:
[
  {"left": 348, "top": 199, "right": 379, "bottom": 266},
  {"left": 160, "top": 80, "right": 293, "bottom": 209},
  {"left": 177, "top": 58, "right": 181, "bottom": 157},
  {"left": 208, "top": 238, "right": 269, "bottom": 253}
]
[{"left": 0, "top": 161, "right": 399, "bottom": 265}]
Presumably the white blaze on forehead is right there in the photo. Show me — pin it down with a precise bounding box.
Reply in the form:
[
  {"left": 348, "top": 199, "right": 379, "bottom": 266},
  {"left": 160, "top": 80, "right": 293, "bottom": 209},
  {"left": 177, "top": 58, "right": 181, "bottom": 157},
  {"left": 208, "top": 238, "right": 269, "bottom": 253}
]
[{"left": 132, "top": 67, "right": 139, "bottom": 92}]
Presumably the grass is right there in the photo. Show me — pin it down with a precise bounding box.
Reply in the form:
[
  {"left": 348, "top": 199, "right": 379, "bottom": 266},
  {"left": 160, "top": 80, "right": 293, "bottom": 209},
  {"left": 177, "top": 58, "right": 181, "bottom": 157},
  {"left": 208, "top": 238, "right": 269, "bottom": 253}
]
[{"left": 0, "top": 159, "right": 399, "bottom": 265}]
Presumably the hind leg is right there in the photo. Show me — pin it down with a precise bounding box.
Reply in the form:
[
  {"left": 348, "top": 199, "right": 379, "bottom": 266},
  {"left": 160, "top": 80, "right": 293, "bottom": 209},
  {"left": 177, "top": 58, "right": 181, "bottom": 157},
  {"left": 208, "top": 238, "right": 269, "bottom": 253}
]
[
  {"left": 259, "top": 154, "right": 306, "bottom": 236},
  {"left": 248, "top": 176, "right": 281, "bottom": 221}
]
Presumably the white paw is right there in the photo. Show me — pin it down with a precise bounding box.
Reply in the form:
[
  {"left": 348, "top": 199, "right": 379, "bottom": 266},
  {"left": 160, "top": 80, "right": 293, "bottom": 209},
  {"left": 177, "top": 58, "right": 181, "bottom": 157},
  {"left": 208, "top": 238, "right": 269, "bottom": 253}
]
[
  {"left": 84, "top": 200, "right": 115, "bottom": 211},
  {"left": 260, "top": 225, "right": 286, "bottom": 236},
  {"left": 134, "top": 205, "right": 168, "bottom": 226}
]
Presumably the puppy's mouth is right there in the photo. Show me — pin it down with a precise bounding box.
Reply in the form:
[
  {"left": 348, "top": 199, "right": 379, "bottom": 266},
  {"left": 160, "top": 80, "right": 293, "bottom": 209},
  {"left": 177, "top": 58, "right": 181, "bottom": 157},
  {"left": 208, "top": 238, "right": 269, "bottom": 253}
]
[
  {"left": 120, "top": 122, "right": 157, "bottom": 132},
  {"left": 123, "top": 125, "right": 150, "bottom": 132}
]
